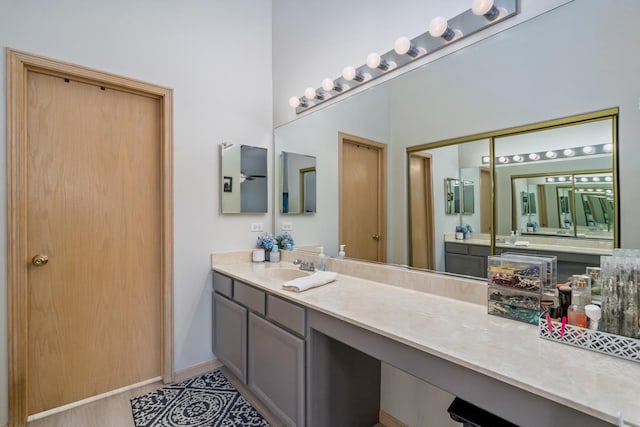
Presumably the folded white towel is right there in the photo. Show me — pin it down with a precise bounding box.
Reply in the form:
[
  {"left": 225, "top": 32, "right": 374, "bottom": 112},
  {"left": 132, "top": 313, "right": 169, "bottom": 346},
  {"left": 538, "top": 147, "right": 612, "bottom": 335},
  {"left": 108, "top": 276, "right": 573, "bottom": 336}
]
[
  {"left": 514, "top": 240, "right": 530, "bottom": 246},
  {"left": 282, "top": 271, "right": 338, "bottom": 292}
]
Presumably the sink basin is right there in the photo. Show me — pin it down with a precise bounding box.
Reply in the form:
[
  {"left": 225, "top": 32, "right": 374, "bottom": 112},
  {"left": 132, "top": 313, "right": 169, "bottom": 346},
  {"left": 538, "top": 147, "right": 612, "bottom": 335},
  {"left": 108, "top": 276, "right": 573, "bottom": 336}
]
[{"left": 262, "top": 268, "right": 311, "bottom": 281}]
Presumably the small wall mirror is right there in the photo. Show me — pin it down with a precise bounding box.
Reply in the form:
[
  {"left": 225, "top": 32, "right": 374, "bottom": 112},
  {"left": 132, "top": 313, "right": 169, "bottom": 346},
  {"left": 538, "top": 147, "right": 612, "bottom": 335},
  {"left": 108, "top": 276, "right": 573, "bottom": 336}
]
[
  {"left": 444, "top": 178, "right": 461, "bottom": 215},
  {"left": 220, "top": 143, "right": 268, "bottom": 214},
  {"left": 280, "top": 151, "right": 317, "bottom": 214}
]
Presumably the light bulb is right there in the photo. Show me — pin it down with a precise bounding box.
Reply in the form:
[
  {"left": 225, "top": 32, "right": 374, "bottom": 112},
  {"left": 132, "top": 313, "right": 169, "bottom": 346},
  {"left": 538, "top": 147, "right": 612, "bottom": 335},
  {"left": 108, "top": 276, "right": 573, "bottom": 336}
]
[
  {"left": 429, "top": 16, "right": 449, "bottom": 37},
  {"left": 582, "top": 146, "right": 595, "bottom": 154},
  {"left": 580, "top": 177, "right": 589, "bottom": 182},
  {"left": 512, "top": 155, "right": 523, "bottom": 162},
  {"left": 528, "top": 153, "right": 540, "bottom": 160},
  {"left": 545, "top": 151, "right": 557, "bottom": 159},
  {"left": 304, "top": 87, "right": 317, "bottom": 99},
  {"left": 558, "top": 176, "right": 566, "bottom": 182},
  {"left": 547, "top": 177, "right": 555, "bottom": 182},
  {"left": 563, "top": 149, "right": 575, "bottom": 157},
  {"left": 605, "top": 176, "right": 613, "bottom": 182},
  {"left": 592, "top": 177, "right": 601, "bottom": 182},
  {"left": 472, "top": 0, "right": 494, "bottom": 16},
  {"left": 394, "top": 37, "right": 411, "bottom": 55},
  {"left": 322, "top": 78, "right": 343, "bottom": 93},
  {"left": 342, "top": 66, "right": 357, "bottom": 81},
  {"left": 367, "top": 52, "right": 381, "bottom": 69},
  {"left": 481, "top": 156, "right": 490, "bottom": 163},
  {"left": 288, "top": 96, "right": 301, "bottom": 108},
  {"left": 498, "top": 156, "right": 508, "bottom": 163},
  {"left": 603, "top": 143, "right": 613, "bottom": 152}
]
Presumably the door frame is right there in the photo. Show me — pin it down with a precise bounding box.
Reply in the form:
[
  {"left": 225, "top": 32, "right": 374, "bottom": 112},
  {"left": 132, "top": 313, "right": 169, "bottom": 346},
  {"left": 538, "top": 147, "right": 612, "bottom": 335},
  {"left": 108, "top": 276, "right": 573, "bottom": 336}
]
[
  {"left": 338, "top": 132, "right": 387, "bottom": 262},
  {"left": 6, "top": 49, "right": 174, "bottom": 426},
  {"left": 408, "top": 152, "right": 435, "bottom": 269}
]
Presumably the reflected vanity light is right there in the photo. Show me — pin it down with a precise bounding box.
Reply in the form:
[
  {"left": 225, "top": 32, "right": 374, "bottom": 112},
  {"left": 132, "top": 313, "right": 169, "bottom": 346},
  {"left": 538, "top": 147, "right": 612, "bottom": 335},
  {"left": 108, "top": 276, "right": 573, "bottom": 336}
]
[
  {"left": 289, "top": 0, "right": 518, "bottom": 113},
  {"left": 367, "top": 52, "right": 397, "bottom": 71},
  {"left": 605, "top": 176, "right": 613, "bottom": 182},
  {"left": 547, "top": 177, "right": 555, "bottom": 182},
  {"left": 481, "top": 155, "right": 491, "bottom": 164},
  {"left": 495, "top": 143, "right": 612, "bottom": 166},
  {"left": 603, "top": 143, "right": 613, "bottom": 152},
  {"left": 322, "top": 78, "right": 344, "bottom": 93},
  {"left": 592, "top": 176, "right": 601, "bottom": 182},
  {"left": 558, "top": 176, "right": 567, "bottom": 182},
  {"left": 498, "top": 156, "right": 509, "bottom": 163},
  {"left": 429, "top": 16, "right": 462, "bottom": 41}
]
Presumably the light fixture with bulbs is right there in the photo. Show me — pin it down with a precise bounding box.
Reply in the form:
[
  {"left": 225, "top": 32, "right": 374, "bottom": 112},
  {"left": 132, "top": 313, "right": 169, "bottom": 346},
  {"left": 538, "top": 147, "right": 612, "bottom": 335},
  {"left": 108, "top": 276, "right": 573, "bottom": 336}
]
[
  {"left": 289, "top": 0, "right": 518, "bottom": 114},
  {"left": 493, "top": 143, "right": 613, "bottom": 166}
]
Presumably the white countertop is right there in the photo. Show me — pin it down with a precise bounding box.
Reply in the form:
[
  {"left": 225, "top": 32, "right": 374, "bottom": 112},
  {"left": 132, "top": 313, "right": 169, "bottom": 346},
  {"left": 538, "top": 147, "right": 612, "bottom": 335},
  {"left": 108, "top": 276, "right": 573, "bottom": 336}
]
[
  {"left": 444, "top": 234, "right": 613, "bottom": 256},
  {"left": 211, "top": 261, "right": 639, "bottom": 426}
]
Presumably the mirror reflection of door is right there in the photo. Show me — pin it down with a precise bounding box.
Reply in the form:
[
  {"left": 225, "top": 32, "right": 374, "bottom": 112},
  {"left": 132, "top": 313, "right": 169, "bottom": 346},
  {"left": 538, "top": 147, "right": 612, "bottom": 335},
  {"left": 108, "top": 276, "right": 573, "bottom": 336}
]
[
  {"left": 409, "top": 153, "right": 434, "bottom": 269},
  {"left": 300, "top": 167, "right": 316, "bottom": 213},
  {"left": 339, "top": 133, "right": 387, "bottom": 263}
]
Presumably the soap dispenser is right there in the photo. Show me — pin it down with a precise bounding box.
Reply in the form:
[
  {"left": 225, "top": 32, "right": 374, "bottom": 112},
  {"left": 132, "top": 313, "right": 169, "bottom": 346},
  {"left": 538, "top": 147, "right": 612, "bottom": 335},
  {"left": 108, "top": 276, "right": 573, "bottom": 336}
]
[
  {"left": 510, "top": 231, "right": 516, "bottom": 244},
  {"left": 338, "top": 244, "right": 346, "bottom": 258},
  {"left": 318, "top": 246, "right": 327, "bottom": 271},
  {"left": 270, "top": 245, "right": 280, "bottom": 263}
]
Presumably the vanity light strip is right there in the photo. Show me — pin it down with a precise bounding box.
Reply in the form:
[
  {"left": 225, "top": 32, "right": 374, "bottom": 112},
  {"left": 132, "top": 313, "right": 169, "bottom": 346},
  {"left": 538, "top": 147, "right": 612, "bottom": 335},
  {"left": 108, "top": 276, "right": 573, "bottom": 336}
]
[
  {"left": 291, "top": 0, "right": 518, "bottom": 114},
  {"left": 484, "top": 143, "right": 612, "bottom": 166}
]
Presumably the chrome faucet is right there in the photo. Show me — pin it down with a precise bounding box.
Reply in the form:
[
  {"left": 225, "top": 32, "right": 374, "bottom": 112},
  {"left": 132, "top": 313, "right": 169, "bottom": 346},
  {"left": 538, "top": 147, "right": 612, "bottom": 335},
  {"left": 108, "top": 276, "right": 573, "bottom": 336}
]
[{"left": 293, "top": 258, "right": 315, "bottom": 271}]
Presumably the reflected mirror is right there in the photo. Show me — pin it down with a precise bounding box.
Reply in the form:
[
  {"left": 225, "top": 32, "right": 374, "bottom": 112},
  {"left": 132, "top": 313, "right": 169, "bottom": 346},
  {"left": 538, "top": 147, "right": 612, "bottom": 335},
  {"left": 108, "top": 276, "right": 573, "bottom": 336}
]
[
  {"left": 444, "top": 178, "right": 461, "bottom": 215},
  {"left": 221, "top": 143, "right": 268, "bottom": 214},
  {"left": 281, "top": 151, "right": 317, "bottom": 214}
]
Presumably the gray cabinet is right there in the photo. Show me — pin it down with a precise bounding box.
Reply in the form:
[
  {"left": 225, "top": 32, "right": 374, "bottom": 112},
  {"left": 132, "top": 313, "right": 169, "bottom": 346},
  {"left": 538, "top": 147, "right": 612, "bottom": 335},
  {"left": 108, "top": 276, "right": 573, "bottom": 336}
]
[
  {"left": 212, "top": 292, "right": 247, "bottom": 383},
  {"left": 445, "top": 242, "right": 489, "bottom": 278},
  {"left": 212, "top": 272, "right": 307, "bottom": 426},
  {"left": 249, "top": 313, "right": 305, "bottom": 427}
]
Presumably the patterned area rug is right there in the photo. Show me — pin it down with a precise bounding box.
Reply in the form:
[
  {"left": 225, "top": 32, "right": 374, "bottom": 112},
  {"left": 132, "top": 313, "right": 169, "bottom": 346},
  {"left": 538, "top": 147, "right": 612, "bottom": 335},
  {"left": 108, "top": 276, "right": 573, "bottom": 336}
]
[{"left": 130, "top": 370, "right": 271, "bottom": 427}]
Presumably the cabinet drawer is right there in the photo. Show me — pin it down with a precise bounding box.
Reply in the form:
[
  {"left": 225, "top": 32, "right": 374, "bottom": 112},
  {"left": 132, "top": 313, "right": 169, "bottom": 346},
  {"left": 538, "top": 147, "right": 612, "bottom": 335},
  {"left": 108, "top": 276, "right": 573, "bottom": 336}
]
[
  {"left": 234, "top": 281, "right": 266, "bottom": 315},
  {"left": 213, "top": 271, "right": 233, "bottom": 298},
  {"left": 445, "top": 242, "right": 469, "bottom": 255},
  {"left": 267, "top": 295, "right": 306, "bottom": 337}
]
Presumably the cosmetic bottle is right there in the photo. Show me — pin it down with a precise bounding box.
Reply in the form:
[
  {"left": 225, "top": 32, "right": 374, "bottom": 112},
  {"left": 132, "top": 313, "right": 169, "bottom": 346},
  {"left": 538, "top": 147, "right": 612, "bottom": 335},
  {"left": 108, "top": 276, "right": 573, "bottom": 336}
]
[
  {"left": 510, "top": 231, "right": 516, "bottom": 244},
  {"left": 338, "top": 244, "right": 346, "bottom": 258},
  {"left": 270, "top": 245, "right": 280, "bottom": 263},
  {"left": 318, "top": 246, "right": 327, "bottom": 271},
  {"left": 567, "top": 292, "right": 588, "bottom": 328}
]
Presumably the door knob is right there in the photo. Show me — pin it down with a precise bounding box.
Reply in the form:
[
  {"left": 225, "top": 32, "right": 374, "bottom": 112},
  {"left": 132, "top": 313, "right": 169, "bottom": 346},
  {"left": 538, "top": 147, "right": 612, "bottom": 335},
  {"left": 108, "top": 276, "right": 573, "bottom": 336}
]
[
  {"left": 32, "top": 254, "right": 49, "bottom": 267},
  {"left": 372, "top": 234, "right": 381, "bottom": 241}
]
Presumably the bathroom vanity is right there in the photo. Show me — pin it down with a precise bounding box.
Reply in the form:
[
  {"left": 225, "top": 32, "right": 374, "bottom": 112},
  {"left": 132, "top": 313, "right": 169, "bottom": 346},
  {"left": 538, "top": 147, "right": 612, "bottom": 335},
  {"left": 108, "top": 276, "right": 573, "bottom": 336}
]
[
  {"left": 444, "top": 234, "right": 610, "bottom": 280},
  {"left": 211, "top": 252, "right": 639, "bottom": 427}
]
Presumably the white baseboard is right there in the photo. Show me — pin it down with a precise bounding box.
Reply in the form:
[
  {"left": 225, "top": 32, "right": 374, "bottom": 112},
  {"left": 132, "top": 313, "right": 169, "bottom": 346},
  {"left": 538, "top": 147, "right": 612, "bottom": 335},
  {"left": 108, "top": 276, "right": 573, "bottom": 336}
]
[{"left": 174, "top": 358, "right": 222, "bottom": 383}]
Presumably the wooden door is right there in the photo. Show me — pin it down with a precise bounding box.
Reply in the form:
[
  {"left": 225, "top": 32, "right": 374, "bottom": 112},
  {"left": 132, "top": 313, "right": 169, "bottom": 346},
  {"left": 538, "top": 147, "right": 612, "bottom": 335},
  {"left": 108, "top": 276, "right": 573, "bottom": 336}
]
[
  {"left": 339, "top": 134, "right": 386, "bottom": 262},
  {"left": 8, "top": 50, "right": 174, "bottom": 425},
  {"left": 409, "top": 153, "right": 434, "bottom": 269}
]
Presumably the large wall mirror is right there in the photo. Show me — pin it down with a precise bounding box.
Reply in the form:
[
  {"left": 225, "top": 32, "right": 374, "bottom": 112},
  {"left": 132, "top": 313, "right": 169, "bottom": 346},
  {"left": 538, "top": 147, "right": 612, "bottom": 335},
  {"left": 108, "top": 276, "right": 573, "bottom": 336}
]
[
  {"left": 220, "top": 143, "right": 268, "bottom": 214},
  {"left": 272, "top": 1, "right": 624, "bottom": 281}
]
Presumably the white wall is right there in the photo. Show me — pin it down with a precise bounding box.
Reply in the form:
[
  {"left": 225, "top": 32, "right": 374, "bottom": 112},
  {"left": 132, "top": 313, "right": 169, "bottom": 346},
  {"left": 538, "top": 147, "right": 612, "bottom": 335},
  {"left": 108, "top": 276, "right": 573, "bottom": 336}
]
[{"left": 0, "top": 1, "right": 272, "bottom": 423}]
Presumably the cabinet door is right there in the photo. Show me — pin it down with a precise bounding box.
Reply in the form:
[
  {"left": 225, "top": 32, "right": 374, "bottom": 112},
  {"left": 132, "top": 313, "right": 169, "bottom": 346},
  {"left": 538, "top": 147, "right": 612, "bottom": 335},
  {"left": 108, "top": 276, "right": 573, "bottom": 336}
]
[
  {"left": 212, "top": 293, "right": 247, "bottom": 383},
  {"left": 445, "top": 252, "right": 486, "bottom": 277},
  {"left": 249, "top": 313, "right": 305, "bottom": 427}
]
